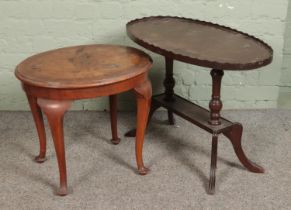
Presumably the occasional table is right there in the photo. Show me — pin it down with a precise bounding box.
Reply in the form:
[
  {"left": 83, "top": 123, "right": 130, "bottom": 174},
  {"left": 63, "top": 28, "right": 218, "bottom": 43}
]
[
  {"left": 15, "top": 44, "right": 153, "bottom": 195},
  {"left": 125, "top": 16, "right": 273, "bottom": 194}
]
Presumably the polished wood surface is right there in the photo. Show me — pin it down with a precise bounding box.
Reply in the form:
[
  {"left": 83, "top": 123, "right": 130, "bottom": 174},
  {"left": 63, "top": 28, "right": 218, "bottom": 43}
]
[
  {"left": 16, "top": 44, "right": 152, "bottom": 196},
  {"left": 126, "top": 16, "right": 272, "bottom": 194},
  {"left": 127, "top": 16, "right": 273, "bottom": 70},
  {"left": 16, "top": 44, "right": 152, "bottom": 88}
]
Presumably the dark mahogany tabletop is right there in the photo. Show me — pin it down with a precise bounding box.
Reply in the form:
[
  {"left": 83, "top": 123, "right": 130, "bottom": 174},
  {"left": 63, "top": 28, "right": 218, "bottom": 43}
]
[
  {"left": 15, "top": 44, "right": 152, "bottom": 88},
  {"left": 127, "top": 16, "right": 273, "bottom": 70}
]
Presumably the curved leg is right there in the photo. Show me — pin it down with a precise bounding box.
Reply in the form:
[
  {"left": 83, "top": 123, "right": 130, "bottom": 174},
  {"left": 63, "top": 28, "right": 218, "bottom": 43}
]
[
  {"left": 208, "top": 134, "right": 218, "bottom": 195},
  {"left": 37, "top": 98, "right": 72, "bottom": 196},
  {"left": 124, "top": 100, "right": 160, "bottom": 137},
  {"left": 109, "top": 95, "right": 120, "bottom": 145},
  {"left": 223, "top": 123, "right": 264, "bottom": 173},
  {"left": 26, "top": 94, "right": 47, "bottom": 163},
  {"left": 134, "top": 79, "right": 152, "bottom": 175}
]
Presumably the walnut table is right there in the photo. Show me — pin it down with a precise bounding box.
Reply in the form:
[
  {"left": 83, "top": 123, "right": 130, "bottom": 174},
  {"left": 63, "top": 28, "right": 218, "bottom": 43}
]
[
  {"left": 125, "top": 16, "right": 273, "bottom": 194},
  {"left": 15, "top": 44, "right": 152, "bottom": 196}
]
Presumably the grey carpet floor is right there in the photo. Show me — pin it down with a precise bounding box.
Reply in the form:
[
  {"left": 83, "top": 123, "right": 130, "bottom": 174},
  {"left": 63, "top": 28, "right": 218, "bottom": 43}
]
[{"left": 0, "top": 110, "right": 291, "bottom": 210}]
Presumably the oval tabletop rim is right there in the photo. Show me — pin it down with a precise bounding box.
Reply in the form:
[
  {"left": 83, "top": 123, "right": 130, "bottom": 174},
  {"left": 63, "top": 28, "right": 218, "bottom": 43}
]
[
  {"left": 15, "top": 44, "right": 153, "bottom": 89},
  {"left": 126, "top": 16, "right": 273, "bottom": 70}
]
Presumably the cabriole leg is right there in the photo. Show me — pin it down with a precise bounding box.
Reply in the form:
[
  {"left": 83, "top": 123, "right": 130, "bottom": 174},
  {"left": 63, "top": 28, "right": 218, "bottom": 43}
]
[
  {"left": 37, "top": 98, "right": 71, "bottom": 196},
  {"left": 26, "top": 94, "right": 47, "bottom": 163},
  {"left": 134, "top": 79, "right": 152, "bottom": 175}
]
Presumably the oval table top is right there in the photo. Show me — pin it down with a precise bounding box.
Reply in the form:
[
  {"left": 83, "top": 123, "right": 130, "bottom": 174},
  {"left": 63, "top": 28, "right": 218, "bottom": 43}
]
[
  {"left": 127, "top": 16, "right": 273, "bottom": 70},
  {"left": 15, "top": 44, "right": 152, "bottom": 89}
]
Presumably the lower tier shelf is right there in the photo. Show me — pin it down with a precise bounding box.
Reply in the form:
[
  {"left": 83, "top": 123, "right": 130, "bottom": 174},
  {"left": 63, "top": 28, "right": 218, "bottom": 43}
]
[{"left": 153, "top": 94, "right": 234, "bottom": 134}]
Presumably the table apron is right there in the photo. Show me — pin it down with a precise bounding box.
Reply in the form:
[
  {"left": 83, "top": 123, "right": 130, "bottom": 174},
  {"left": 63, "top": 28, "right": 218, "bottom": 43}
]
[{"left": 22, "top": 73, "right": 148, "bottom": 100}]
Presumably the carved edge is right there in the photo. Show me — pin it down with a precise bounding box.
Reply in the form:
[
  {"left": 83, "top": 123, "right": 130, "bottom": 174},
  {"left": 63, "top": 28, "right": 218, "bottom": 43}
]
[{"left": 126, "top": 16, "right": 273, "bottom": 70}]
